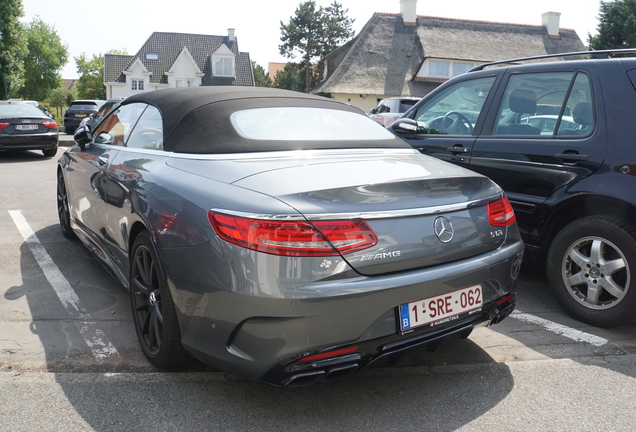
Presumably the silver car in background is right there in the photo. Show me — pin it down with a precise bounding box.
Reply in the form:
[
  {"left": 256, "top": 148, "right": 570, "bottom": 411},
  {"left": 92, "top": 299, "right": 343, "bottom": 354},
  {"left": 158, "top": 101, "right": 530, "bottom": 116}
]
[{"left": 57, "top": 87, "right": 523, "bottom": 386}]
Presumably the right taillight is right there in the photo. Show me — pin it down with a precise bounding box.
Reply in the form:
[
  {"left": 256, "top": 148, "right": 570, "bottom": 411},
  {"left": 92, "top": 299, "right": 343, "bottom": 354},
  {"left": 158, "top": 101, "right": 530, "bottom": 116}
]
[{"left": 488, "top": 196, "right": 516, "bottom": 227}]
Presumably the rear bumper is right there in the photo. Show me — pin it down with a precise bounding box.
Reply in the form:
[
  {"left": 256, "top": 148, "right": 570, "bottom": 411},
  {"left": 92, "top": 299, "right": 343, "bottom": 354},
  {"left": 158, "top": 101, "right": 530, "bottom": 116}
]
[
  {"left": 263, "top": 293, "right": 516, "bottom": 386},
  {"left": 162, "top": 235, "right": 524, "bottom": 385},
  {"left": 0, "top": 133, "right": 58, "bottom": 151}
]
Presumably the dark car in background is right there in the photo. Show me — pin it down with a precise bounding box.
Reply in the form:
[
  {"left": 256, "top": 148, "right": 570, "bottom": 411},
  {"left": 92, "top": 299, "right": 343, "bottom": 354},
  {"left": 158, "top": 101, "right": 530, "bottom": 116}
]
[
  {"left": 63, "top": 99, "right": 105, "bottom": 134},
  {"left": 58, "top": 86, "right": 523, "bottom": 386},
  {"left": 0, "top": 100, "right": 59, "bottom": 157},
  {"left": 390, "top": 49, "right": 636, "bottom": 327},
  {"left": 78, "top": 98, "right": 124, "bottom": 131}
]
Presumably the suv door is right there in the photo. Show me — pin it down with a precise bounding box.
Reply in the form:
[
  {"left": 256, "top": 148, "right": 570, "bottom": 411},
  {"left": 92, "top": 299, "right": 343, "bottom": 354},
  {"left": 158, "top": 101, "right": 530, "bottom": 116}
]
[
  {"left": 471, "top": 69, "right": 605, "bottom": 243},
  {"left": 391, "top": 75, "right": 499, "bottom": 168}
]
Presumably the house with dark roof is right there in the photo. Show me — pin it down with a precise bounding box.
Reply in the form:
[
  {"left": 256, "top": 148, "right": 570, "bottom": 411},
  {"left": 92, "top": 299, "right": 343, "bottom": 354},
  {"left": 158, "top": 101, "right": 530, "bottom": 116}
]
[
  {"left": 104, "top": 29, "right": 254, "bottom": 98},
  {"left": 313, "top": 0, "right": 586, "bottom": 113}
]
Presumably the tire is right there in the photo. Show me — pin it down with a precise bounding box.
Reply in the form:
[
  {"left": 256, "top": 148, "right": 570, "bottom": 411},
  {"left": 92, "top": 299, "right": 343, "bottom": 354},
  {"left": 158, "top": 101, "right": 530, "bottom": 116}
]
[
  {"left": 56, "top": 171, "right": 76, "bottom": 239},
  {"left": 130, "top": 231, "right": 190, "bottom": 368},
  {"left": 42, "top": 147, "right": 58, "bottom": 157},
  {"left": 547, "top": 215, "right": 636, "bottom": 327}
]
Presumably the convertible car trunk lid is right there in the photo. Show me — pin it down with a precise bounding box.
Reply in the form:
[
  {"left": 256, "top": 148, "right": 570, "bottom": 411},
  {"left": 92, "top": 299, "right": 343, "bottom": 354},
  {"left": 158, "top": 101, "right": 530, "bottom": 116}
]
[{"left": 229, "top": 151, "right": 506, "bottom": 276}]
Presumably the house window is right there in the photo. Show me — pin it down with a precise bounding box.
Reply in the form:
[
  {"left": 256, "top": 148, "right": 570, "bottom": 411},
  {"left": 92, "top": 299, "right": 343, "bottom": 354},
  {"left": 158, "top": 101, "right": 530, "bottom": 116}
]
[
  {"left": 420, "top": 60, "right": 476, "bottom": 80},
  {"left": 429, "top": 61, "right": 450, "bottom": 77},
  {"left": 145, "top": 53, "right": 159, "bottom": 61},
  {"left": 214, "top": 57, "right": 234, "bottom": 77},
  {"left": 452, "top": 63, "right": 473, "bottom": 77},
  {"left": 131, "top": 79, "right": 144, "bottom": 91}
]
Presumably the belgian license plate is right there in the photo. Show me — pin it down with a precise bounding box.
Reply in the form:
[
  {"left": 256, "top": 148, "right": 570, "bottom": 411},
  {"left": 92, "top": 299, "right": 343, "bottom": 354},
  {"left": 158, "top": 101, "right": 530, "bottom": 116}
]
[
  {"left": 399, "top": 284, "right": 483, "bottom": 331},
  {"left": 15, "top": 124, "right": 38, "bottom": 131},
  {"left": 76, "top": 114, "right": 86, "bottom": 117}
]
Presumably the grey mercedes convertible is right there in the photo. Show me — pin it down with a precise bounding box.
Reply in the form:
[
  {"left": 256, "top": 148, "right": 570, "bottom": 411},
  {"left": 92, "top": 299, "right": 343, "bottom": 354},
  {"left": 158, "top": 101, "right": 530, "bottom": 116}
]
[{"left": 57, "top": 86, "right": 523, "bottom": 386}]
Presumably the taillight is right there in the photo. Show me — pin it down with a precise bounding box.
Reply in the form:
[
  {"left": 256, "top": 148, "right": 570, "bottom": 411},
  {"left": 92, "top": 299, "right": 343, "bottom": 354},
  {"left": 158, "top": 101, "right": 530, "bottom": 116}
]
[
  {"left": 0, "top": 122, "right": 9, "bottom": 130},
  {"left": 488, "top": 196, "right": 516, "bottom": 227},
  {"left": 208, "top": 211, "right": 378, "bottom": 257},
  {"left": 42, "top": 120, "right": 57, "bottom": 129}
]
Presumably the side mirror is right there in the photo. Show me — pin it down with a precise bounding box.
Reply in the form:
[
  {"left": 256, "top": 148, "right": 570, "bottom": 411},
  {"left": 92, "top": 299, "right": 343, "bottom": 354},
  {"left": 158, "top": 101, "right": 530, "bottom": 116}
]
[
  {"left": 390, "top": 118, "right": 421, "bottom": 136},
  {"left": 74, "top": 125, "right": 91, "bottom": 148},
  {"left": 370, "top": 107, "right": 377, "bottom": 114}
]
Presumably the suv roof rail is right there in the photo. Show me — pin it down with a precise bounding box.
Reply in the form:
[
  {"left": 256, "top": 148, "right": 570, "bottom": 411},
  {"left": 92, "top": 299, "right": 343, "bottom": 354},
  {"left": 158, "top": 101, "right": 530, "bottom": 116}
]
[{"left": 470, "top": 48, "right": 636, "bottom": 72}]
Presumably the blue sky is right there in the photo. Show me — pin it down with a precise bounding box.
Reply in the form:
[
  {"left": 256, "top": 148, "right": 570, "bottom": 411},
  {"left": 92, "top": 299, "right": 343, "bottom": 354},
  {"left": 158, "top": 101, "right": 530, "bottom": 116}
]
[{"left": 21, "top": 0, "right": 605, "bottom": 79}]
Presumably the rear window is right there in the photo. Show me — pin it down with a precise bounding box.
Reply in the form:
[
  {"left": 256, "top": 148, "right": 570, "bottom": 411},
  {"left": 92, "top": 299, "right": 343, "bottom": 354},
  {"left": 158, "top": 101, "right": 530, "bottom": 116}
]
[
  {"left": 0, "top": 104, "right": 47, "bottom": 117},
  {"left": 69, "top": 102, "right": 99, "bottom": 110},
  {"left": 230, "top": 107, "right": 395, "bottom": 141}
]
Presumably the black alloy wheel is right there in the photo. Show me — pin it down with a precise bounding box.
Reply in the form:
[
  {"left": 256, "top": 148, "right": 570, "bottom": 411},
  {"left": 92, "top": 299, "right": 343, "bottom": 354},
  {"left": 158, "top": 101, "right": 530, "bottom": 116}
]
[
  {"left": 547, "top": 215, "right": 636, "bottom": 327},
  {"left": 130, "top": 231, "right": 190, "bottom": 368},
  {"left": 56, "top": 171, "right": 76, "bottom": 239}
]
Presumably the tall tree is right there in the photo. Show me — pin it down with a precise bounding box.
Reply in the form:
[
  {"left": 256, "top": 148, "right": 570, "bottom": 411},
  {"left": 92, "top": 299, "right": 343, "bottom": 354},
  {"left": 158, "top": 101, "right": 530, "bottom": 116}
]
[
  {"left": 75, "top": 53, "right": 106, "bottom": 99},
  {"left": 279, "top": 1, "right": 354, "bottom": 92},
  {"left": 19, "top": 17, "right": 68, "bottom": 101},
  {"left": 0, "top": 0, "right": 27, "bottom": 99},
  {"left": 75, "top": 49, "right": 127, "bottom": 99},
  {"left": 589, "top": 0, "right": 636, "bottom": 49}
]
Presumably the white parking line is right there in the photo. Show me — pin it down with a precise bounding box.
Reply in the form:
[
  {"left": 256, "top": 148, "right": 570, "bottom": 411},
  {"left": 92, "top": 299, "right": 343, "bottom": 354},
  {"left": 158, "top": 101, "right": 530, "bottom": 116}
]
[
  {"left": 511, "top": 310, "right": 608, "bottom": 346},
  {"left": 9, "top": 210, "right": 119, "bottom": 361}
]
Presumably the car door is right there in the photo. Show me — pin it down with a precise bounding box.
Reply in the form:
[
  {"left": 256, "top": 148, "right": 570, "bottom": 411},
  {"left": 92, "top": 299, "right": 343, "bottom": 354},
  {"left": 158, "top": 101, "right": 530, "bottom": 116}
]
[
  {"left": 392, "top": 75, "right": 500, "bottom": 168},
  {"left": 68, "top": 103, "right": 147, "bottom": 266},
  {"left": 469, "top": 68, "right": 605, "bottom": 242}
]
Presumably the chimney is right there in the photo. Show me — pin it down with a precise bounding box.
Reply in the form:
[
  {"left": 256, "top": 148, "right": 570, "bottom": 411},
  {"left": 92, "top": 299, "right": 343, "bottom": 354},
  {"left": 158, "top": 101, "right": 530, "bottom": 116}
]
[
  {"left": 400, "top": 0, "right": 417, "bottom": 26},
  {"left": 228, "top": 28, "right": 235, "bottom": 42},
  {"left": 542, "top": 12, "right": 561, "bottom": 38}
]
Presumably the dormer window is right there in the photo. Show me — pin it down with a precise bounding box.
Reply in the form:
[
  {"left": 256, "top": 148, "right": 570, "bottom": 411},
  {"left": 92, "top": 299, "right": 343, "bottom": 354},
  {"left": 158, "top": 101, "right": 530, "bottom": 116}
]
[
  {"left": 145, "top": 53, "right": 159, "bottom": 61},
  {"left": 214, "top": 57, "right": 234, "bottom": 76},
  {"left": 212, "top": 45, "right": 235, "bottom": 78},
  {"left": 416, "top": 59, "right": 476, "bottom": 81}
]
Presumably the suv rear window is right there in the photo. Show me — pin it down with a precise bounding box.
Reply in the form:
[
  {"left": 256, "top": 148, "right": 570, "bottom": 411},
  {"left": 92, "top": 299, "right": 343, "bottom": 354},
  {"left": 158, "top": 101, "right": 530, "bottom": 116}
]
[{"left": 69, "top": 103, "right": 99, "bottom": 110}]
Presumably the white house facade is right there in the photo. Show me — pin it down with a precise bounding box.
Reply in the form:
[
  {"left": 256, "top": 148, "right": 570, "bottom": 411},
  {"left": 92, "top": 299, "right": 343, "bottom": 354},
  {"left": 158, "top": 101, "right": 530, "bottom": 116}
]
[{"left": 104, "top": 29, "right": 254, "bottom": 99}]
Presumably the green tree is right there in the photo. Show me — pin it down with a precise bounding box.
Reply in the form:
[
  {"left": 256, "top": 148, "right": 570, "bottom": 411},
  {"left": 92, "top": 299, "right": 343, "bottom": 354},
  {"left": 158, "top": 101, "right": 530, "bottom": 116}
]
[
  {"left": 279, "top": 1, "right": 354, "bottom": 92},
  {"left": 75, "top": 52, "right": 106, "bottom": 99},
  {"left": 19, "top": 17, "right": 68, "bottom": 101},
  {"left": 272, "top": 62, "right": 305, "bottom": 92},
  {"left": 252, "top": 61, "right": 272, "bottom": 87},
  {"left": 589, "top": 0, "right": 636, "bottom": 49},
  {"left": 47, "top": 87, "right": 74, "bottom": 122},
  {"left": 0, "top": 0, "right": 27, "bottom": 99}
]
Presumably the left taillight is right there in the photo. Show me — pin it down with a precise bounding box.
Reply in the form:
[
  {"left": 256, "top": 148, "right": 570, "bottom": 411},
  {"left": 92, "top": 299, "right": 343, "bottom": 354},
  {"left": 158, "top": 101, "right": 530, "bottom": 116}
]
[
  {"left": 208, "top": 211, "right": 378, "bottom": 257},
  {"left": 0, "top": 122, "right": 9, "bottom": 130},
  {"left": 488, "top": 196, "right": 516, "bottom": 227},
  {"left": 42, "top": 120, "right": 57, "bottom": 129}
]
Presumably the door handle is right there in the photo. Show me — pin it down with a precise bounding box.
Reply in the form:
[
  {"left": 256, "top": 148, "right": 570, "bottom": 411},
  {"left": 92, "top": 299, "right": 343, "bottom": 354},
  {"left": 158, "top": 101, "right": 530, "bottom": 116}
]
[
  {"left": 555, "top": 152, "right": 589, "bottom": 162},
  {"left": 447, "top": 145, "right": 469, "bottom": 155}
]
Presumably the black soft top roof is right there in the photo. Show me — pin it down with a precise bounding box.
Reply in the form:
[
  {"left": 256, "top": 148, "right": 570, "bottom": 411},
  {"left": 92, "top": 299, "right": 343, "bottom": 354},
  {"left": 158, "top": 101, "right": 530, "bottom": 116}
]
[{"left": 122, "top": 86, "right": 409, "bottom": 154}]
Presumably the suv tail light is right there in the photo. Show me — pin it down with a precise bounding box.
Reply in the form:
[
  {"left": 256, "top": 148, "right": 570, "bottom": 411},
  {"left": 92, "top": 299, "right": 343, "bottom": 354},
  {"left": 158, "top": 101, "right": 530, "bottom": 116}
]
[
  {"left": 208, "top": 211, "right": 378, "bottom": 257},
  {"left": 488, "top": 196, "right": 516, "bottom": 227}
]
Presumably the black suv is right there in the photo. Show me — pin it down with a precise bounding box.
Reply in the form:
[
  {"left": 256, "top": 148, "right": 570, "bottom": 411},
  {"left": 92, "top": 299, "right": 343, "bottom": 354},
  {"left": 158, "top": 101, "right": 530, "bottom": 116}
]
[
  {"left": 63, "top": 100, "right": 105, "bottom": 135},
  {"left": 390, "top": 49, "right": 636, "bottom": 327}
]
